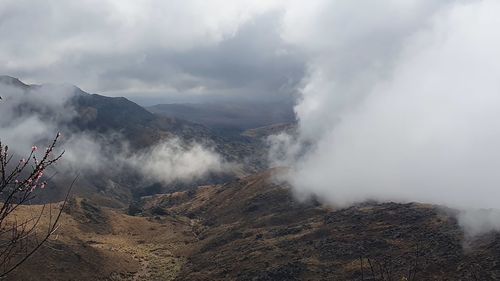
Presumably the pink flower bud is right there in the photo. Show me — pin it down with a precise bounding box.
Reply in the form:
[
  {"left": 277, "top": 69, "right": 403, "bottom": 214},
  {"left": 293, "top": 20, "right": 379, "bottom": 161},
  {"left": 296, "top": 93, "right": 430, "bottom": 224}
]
[{"left": 31, "top": 146, "right": 37, "bottom": 152}]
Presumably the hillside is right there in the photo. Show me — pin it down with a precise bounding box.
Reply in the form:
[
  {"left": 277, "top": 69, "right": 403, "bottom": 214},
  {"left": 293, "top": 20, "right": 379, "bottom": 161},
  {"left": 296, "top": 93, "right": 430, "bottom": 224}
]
[
  {"left": 71, "top": 92, "right": 216, "bottom": 148},
  {"left": 12, "top": 170, "right": 500, "bottom": 280},
  {"left": 141, "top": 170, "right": 500, "bottom": 280},
  {"left": 9, "top": 198, "right": 196, "bottom": 281}
]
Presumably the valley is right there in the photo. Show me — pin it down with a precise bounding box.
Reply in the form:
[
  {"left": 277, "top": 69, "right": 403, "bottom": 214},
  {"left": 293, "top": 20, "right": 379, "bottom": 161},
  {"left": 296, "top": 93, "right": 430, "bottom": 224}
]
[{"left": 2, "top": 76, "right": 500, "bottom": 280}]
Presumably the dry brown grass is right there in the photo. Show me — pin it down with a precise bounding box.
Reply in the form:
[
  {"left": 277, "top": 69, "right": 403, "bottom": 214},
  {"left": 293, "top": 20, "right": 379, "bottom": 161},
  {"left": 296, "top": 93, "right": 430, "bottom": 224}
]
[{"left": 7, "top": 198, "right": 197, "bottom": 281}]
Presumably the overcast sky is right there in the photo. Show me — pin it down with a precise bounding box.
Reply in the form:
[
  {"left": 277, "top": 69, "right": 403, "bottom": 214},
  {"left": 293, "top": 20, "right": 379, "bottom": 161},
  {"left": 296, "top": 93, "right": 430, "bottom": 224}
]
[{"left": 0, "top": 0, "right": 304, "bottom": 105}]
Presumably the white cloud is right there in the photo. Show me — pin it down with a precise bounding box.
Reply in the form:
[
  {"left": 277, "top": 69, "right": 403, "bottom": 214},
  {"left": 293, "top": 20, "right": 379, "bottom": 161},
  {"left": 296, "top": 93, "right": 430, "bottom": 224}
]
[
  {"left": 273, "top": 0, "right": 500, "bottom": 235},
  {"left": 128, "top": 139, "right": 226, "bottom": 184}
]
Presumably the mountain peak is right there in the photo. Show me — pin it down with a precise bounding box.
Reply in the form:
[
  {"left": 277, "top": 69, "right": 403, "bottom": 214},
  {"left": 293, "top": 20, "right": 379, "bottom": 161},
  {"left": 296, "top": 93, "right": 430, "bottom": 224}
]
[{"left": 0, "top": 75, "right": 30, "bottom": 89}]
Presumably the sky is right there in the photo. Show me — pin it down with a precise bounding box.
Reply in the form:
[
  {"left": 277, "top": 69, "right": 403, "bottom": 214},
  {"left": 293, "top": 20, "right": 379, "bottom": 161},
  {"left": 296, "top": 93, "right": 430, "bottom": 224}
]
[
  {"left": 2, "top": 0, "right": 500, "bottom": 234},
  {"left": 0, "top": 0, "right": 304, "bottom": 105}
]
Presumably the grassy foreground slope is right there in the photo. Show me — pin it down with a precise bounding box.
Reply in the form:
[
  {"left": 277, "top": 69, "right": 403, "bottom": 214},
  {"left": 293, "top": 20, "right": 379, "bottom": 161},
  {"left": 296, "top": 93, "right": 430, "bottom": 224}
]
[{"left": 9, "top": 198, "right": 196, "bottom": 281}]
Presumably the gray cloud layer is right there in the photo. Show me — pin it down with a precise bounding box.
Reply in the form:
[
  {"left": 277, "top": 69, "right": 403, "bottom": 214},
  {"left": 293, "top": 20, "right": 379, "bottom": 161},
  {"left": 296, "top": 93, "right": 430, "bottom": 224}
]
[{"left": 0, "top": 0, "right": 303, "bottom": 104}]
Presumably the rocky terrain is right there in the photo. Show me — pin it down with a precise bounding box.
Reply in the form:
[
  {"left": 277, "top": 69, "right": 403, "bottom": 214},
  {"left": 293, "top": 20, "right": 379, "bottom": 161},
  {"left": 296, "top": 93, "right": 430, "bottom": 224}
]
[{"left": 11, "top": 169, "right": 500, "bottom": 280}]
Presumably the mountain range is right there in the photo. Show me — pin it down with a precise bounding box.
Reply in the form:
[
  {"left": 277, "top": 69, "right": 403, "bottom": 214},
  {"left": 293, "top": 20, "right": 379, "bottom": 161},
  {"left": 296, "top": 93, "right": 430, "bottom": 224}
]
[
  {"left": 1, "top": 76, "right": 500, "bottom": 280},
  {"left": 1, "top": 75, "right": 280, "bottom": 206}
]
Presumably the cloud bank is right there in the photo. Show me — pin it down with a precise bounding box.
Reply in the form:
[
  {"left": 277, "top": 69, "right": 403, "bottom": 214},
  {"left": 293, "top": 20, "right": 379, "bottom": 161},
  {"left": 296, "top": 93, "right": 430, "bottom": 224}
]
[
  {"left": 272, "top": 0, "right": 500, "bottom": 234},
  {"left": 128, "top": 139, "right": 225, "bottom": 184}
]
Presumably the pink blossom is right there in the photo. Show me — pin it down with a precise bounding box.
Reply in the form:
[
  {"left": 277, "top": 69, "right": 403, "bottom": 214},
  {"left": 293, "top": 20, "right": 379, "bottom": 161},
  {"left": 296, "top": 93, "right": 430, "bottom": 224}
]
[
  {"left": 35, "top": 171, "right": 43, "bottom": 181},
  {"left": 31, "top": 145, "right": 37, "bottom": 152}
]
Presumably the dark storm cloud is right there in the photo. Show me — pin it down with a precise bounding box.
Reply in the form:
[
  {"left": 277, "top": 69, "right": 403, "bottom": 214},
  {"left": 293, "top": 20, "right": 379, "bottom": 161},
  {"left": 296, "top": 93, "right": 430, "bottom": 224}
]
[{"left": 166, "top": 13, "right": 304, "bottom": 92}]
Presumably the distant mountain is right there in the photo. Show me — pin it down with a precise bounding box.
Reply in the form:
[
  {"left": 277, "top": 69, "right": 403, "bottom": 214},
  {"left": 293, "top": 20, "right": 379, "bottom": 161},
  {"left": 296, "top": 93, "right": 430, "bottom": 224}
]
[
  {"left": 0, "top": 75, "right": 211, "bottom": 146},
  {"left": 0, "top": 75, "right": 30, "bottom": 90},
  {"left": 71, "top": 92, "right": 215, "bottom": 148},
  {"left": 70, "top": 92, "right": 274, "bottom": 177},
  {"left": 147, "top": 101, "right": 296, "bottom": 132},
  {"left": 0, "top": 76, "right": 271, "bottom": 205}
]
